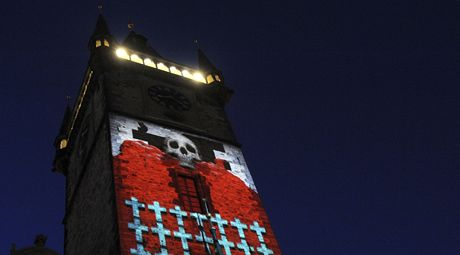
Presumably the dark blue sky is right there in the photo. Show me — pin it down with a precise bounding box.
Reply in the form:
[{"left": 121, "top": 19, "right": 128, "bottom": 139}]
[{"left": 1, "top": 1, "right": 459, "bottom": 254}]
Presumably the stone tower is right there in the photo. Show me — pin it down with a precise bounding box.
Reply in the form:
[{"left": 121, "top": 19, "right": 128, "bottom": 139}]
[{"left": 53, "top": 15, "right": 281, "bottom": 255}]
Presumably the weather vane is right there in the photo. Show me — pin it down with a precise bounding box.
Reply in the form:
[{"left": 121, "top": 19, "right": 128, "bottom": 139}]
[
  {"left": 194, "top": 39, "right": 200, "bottom": 49},
  {"left": 128, "top": 19, "right": 135, "bottom": 31},
  {"left": 97, "top": 1, "right": 103, "bottom": 12},
  {"left": 65, "top": 95, "right": 72, "bottom": 106}
]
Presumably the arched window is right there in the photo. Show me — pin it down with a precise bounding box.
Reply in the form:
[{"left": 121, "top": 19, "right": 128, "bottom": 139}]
[
  {"left": 170, "top": 66, "right": 182, "bottom": 76},
  {"left": 144, "top": 58, "right": 156, "bottom": 68},
  {"left": 182, "top": 70, "right": 193, "bottom": 79},
  {"left": 193, "top": 72, "right": 206, "bottom": 83},
  {"left": 130, "top": 54, "right": 143, "bottom": 64},
  {"left": 115, "top": 48, "right": 130, "bottom": 60},
  {"left": 157, "top": 63, "right": 170, "bottom": 72}
]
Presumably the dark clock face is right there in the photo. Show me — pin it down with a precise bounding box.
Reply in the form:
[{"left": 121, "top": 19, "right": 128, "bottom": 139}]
[{"left": 148, "top": 85, "right": 191, "bottom": 111}]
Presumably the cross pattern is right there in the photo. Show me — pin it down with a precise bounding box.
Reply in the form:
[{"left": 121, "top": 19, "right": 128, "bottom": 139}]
[
  {"left": 128, "top": 218, "right": 149, "bottom": 243},
  {"left": 130, "top": 244, "right": 152, "bottom": 255},
  {"left": 124, "top": 198, "right": 275, "bottom": 255},
  {"left": 126, "top": 197, "right": 145, "bottom": 219},
  {"left": 125, "top": 198, "right": 150, "bottom": 254},
  {"left": 191, "top": 212, "right": 213, "bottom": 244},
  {"left": 250, "top": 221, "right": 274, "bottom": 255},
  {"left": 231, "top": 218, "right": 253, "bottom": 255},
  {"left": 211, "top": 214, "right": 235, "bottom": 254},
  {"left": 147, "top": 201, "right": 171, "bottom": 254},
  {"left": 170, "top": 206, "right": 193, "bottom": 255}
]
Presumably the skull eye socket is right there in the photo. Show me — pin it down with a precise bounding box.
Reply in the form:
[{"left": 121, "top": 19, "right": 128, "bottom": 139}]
[
  {"left": 169, "top": 140, "right": 179, "bottom": 149},
  {"left": 186, "top": 144, "right": 196, "bottom": 153}
]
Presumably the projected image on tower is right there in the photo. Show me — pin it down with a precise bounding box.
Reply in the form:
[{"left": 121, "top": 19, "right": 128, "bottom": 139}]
[{"left": 110, "top": 114, "right": 281, "bottom": 255}]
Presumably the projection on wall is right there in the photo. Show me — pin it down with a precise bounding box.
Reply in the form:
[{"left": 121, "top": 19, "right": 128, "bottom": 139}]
[{"left": 110, "top": 114, "right": 281, "bottom": 255}]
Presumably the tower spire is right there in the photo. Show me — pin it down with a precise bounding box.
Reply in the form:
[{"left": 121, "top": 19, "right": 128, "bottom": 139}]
[
  {"left": 97, "top": 1, "right": 103, "bottom": 12},
  {"left": 88, "top": 13, "right": 113, "bottom": 52},
  {"left": 198, "top": 48, "right": 224, "bottom": 84}
]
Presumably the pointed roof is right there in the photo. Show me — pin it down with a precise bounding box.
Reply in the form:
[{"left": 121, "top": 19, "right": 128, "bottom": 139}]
[
  {"left": 54, "top": 105, "right": 72, "bottom": 148},
  {"left": 88, "top": 14, "right": 113, "bottom": 51},
  {"left": 123, "top": 31, "right": 162, "bottom": 58},
  {"left": 58, "top": 106, "right": 72, "bottom": 136},
  {"left": 198, "top": 49, "right": 221, "bottom": 73},
  {"left": 91, "top": 14, "right": 111, "bottom": 38}
]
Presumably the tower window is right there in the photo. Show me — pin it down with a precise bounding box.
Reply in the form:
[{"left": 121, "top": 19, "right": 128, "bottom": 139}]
[
  {"left": 115, "top": 48, "right": 130, "bottom": 60},
  {"left": 130, "top": 54, "right": 143, "bottom": 64},
  {"left": 193, "top": 72, "right": 206, "bottom": 83},
  {"left": 170, "top": 66, "right": 182, "bottom": 76},
  {"left": 157, "top": 63, "right": 170, "bottom": 72},
  {"left": 95, "top": 40, "right": 102, "bottom": 48},
  {"left": 103, "top": 39, "right": 110, "bottom": 47},
  {"left": 206, "top": 74, "right": 215, "bottom": 84},
  {"left": 175, "top": 175, "right": 203, "bottom": 213},
  {"left": 182, "top": 70, "right": 193, "bottom": 79},
  {"left": 214, "top": 75, "right": 221, "bottom": 82},
  {"left": 144, "top": 58, "right": 156, "bottom": 68}
]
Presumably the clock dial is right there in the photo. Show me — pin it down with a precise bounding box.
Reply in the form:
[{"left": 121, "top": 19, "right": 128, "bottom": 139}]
[{"left": 148, "top": 85, "right": 191, "bottom": 111}]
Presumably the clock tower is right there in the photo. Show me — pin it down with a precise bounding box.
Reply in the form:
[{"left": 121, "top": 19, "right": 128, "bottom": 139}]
[{"left": 53, "top": 14, "right": 282, "bottom": 255}]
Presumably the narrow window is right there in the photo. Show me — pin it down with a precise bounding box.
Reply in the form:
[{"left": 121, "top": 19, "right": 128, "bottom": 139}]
[
  {"left": 103, "top": 39, "right": 110, "bottom": 47},
  {"left": 95, "top": 40, "right": 102, "bottom": 48},
  {"left": 176, "top": 175, "right": 203, "bottom": 213}
]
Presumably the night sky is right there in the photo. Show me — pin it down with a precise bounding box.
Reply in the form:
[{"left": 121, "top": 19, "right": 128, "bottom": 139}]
[{"left": 1, "top": 1, "right": 460, "bottom": 254}]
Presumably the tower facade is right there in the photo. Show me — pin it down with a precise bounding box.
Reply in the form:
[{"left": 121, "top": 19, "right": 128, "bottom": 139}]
[{"left": 53, "top": 15, "right": 281, "bottom": 255}]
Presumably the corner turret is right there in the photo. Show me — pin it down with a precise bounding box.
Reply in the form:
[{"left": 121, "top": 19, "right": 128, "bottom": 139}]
[
  {"left": 198, "top": 48, "right": 224, "bottom": 84},
  {"left": 88, "top": 14, "right": 114, "bottom": 53}
]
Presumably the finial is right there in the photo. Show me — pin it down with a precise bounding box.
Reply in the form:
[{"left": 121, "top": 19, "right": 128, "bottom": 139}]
[
  {"left": 97, "top": 1, "right": 103, "bottom": 12},
  {"left": 194, "top": 39, "right": 200, "bottom": 50},
  {"left": 128, "top": 19, "right": 135, "bottom": 31},
  {"left": 34, "top": 234, "right": 47, "bottom": 247},
  {"left": 65, "top": 96, "right": 72, "bottom": 107}
]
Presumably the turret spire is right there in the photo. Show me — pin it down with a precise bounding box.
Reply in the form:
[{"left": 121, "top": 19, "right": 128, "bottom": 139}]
[
  {"left": 88, "top": 14, "right": 113, "bottom": 52},
  {"left": 198, "top": 48, "right": 224, "bottom": 84},
  {"left": 52, "top": 104, "right": 72, "bottom": 173}
]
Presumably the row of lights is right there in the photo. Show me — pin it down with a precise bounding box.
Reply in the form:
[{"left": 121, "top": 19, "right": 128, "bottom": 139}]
[{"left": 115, "top": 48, "right": 207, "bottom": 84}]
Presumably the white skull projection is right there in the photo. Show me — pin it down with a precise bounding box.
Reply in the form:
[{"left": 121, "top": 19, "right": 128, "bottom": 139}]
[{"left": 164, "top": 133, "right": 201, "bottom": 169}]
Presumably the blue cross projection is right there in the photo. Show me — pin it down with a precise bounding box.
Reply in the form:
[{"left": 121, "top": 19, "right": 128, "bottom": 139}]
[
  {"left": 125, "top": 197, "right": 151, "bottom": 255},
  {"left": 124, "top": 197, "right": 274, "bottom": 254},
  {"left": 170, "top": 206, "right": 193, "bottom": 255},
  {"left": 211, "top": 214, "right": 235, "bottom": 254},
  {"left": 190, "top": 212, "right": 213, "bottom": 244},
  {"left": 147, "top": 201, "right": 171, "bottom": 255},
  {"left": 231, "top": 218, "right": 253, "bottom": 255},
  {"left": 250, "top": 221, "right": 274, "bottom": 255}
]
